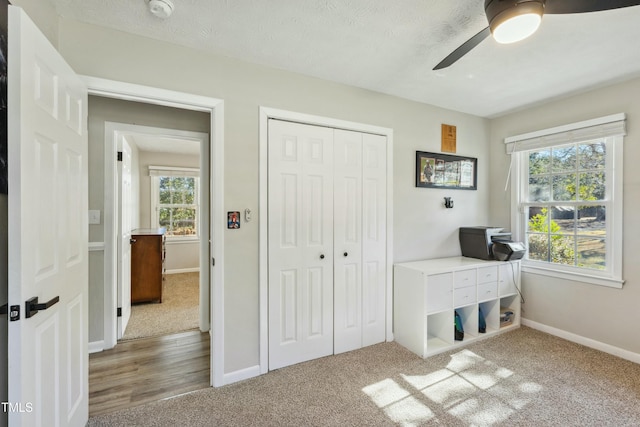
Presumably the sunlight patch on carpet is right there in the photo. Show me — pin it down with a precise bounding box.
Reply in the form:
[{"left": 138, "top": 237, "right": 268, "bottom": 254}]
[{"left": 363, "top": 348, "right": 542, "bottom": 426}]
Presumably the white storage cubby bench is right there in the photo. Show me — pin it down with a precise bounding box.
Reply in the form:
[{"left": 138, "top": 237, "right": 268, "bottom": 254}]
[{"left": 393, "top": 256, "right": 521, "bottom": 358}]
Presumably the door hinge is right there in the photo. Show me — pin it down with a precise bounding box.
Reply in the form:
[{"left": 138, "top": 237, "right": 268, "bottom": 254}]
[
  {"left": 212, "top": 257, "right": 215, "bottom": 267},
  {"left": 117, "top": 307, "right": 122, "bottom": 317},
  {"left": 117, "top": 151, "right": 123, "bottom": 162}
]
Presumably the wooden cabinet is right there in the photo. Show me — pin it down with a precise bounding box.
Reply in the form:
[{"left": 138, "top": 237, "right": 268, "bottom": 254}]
[
  {"left": 393, "top": 256, "right": 521, "bottom": 358},
  {"left": 131, "top": 228, "right": 166, "bottom": 304}
]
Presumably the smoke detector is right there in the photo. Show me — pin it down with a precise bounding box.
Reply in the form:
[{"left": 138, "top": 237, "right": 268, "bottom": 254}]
[{"left": 148, "top": 0, "right": 174, "bottom": 19}]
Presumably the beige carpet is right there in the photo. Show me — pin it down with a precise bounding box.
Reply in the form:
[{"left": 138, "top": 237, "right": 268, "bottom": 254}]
[
  {"left": 89, "top": 326, "right": 640, "bottom": 426},
  {"left": 122, "top": 272, "right": 200, "bottom": 340}
]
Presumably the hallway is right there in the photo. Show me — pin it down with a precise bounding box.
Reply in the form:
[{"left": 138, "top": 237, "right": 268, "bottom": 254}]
[{"left": 89, "top": 330, "right": 210, "bottom": 416}]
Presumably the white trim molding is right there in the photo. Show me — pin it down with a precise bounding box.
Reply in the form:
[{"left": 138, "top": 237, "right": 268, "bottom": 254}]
[
  {"left": 165, "top": 268, "right": 200, "bottom": 275},
  {"left": 88, "top": 341, "right": 105, "bottom": 354},
  {"left": 222, "top": 365, "right": 262, "bottom": 386},
  {"left": 505, "top": 113, "right": 625, "bottom": 288},
  {"left": 83, "top": 76, "right": 226, "bottom": 387},
  {"left": 522, "top": 318, "right": 640, "bottom": 364},
  {"left": 88, "top": 242, "right": 105, "bottom": 252}
]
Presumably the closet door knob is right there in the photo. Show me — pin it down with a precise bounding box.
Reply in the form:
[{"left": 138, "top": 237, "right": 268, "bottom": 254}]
[
  {"left": 320, "top": 254, "right": 325, "bottom": 259},
  {"left": 343, "top": 252, "right": 348, "bottom": 257}
]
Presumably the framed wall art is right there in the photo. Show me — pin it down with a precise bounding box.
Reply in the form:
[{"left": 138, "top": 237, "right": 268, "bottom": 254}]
[
  {"left": 227, "top": 211, "right": 241, "bottom": 229},
  {"left": 416, "top": 151, "right": 477, "bottom": 190}
]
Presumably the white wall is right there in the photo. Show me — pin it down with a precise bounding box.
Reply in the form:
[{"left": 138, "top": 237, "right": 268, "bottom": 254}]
[
  {"left": 489, "top": 77, "right": 640, "bottom": 356},
  {"left": 10, "top": 0, "right": 58, "bottom": 47},
  {"left": 57, "top": 19, "right": 491, "bottom": 374}
]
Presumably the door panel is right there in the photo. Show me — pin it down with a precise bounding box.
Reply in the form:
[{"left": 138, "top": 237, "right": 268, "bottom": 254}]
[
  {"left": 7, "top": 6, "right": 88, "bottom": 426},
  {"left": 341, "top": 263, "right": 359, "bottom": 328},
  {"left": 117, "top": 138, "right": 132, "bottom": 338},
  {"left": 333, "top": 129, "right": 363, "bottom": 354},
  {"left": 65, "top": 150, "right": 84, "bottom": 265},
  {"left": 361, "top": 133, "right": 387, "bottom": 347},
  {"left": 33, "top": 135, "right": 58, "bottom": 276},
  {"left": 279, "top": 269, "right": 297, "bottom": 343},
  {"left": 66, "top": 294, "right": 84, "bottom": 415},
  {"left": 307, "top": 267, "right": 324, "bottom": 336},
  {"left": 268, "top": 120, "right": 334, "bottom": 370}
]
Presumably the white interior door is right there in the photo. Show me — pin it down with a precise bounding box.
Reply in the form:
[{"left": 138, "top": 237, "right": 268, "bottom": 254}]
[
  {"left": 360, "top": 133, "right": 387, "bottom": 347},
  {"left": 268, "top": 119, "right": 334, "bottom": 370},
  {"left": 333, "top": 130, "right": 363, "bottom": 354},
  {"left": 333, "top": 130, "right": 387, "bottom": 353},
  {"left": 117, "top": 137, "right": 132, "bottom": 338},
  {"left": 7, "top": 6, "right": 88, "bottom": 427}
]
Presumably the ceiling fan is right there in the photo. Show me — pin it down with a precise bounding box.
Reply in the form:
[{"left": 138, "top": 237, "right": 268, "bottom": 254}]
[{"left": 433, "top": 0, "right": 640, "bottom": 70}]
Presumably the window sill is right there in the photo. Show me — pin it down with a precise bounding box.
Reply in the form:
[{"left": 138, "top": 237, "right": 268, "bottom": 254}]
[
  {"left": 165, "top": 237, "right": 200, "bottom": 245},
  {"left": 522, "top": 263, "right": 624, "bottom": 289}
]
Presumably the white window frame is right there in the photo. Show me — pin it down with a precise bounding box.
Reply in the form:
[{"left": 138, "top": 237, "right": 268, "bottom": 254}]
[
  {"left": 506, "top": 113, "right": 625, "bottom": 289},
  {"left": 149, "top": 165, "right": 200, "bottom": 242}
]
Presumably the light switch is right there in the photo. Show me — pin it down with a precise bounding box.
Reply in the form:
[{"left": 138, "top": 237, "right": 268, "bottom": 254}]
[{"left": 88, "top": 210, "right": 101, "bottom": 225}]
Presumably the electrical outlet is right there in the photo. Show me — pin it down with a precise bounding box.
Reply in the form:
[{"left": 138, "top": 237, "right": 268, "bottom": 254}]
[{"left": 88, "top": 210, "right": 101, "bottom": 225}]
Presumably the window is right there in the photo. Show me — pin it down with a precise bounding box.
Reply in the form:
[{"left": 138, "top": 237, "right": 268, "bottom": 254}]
[
  {"left": 150, "top": 166, "right": 199, "bottom": 239},
  {"left": 506, "top": 114, "right": 625, "bottom": 288}
]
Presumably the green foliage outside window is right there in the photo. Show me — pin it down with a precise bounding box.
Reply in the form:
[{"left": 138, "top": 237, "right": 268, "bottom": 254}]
[
  {"left": 158, "top": 176, "right": 197, "bottom": 236},
  {"left": 526, "top": 141, "right": 606, "bottom": 270},
  {"left": 527, "top": 208, "right": 575, "bottom": 265}
]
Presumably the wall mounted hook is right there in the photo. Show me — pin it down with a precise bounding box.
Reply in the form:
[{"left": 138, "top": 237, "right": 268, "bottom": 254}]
[{"left": 444, "top": 197, "right": 454, "bottom": 209}]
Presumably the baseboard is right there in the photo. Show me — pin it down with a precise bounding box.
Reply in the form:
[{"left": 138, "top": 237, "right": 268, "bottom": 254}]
[
  {"left": 88, "top": 340, "right": 105, "bottom": 354},
  {"left": 165, "top": 268, "right": 200, "bottom": 275},
  {"left": 88, "top": 242, "right": 105, "bottom": 252},
  {"left": 222, "top": 365, "right": 261, "bottom": 386},
  {"left": 522, "top": 318, "right": 640, "bottom": 364}
]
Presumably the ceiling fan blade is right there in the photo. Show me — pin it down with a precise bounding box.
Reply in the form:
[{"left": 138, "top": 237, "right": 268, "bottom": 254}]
[
  {"left": 433, "top": 27, "right": 491, "bottom": 70},
  {"left": 545, "top": 0, "right": 640, "bottom": 14}
]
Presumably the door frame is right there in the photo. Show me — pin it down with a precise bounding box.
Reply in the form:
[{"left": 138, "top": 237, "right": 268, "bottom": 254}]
[
  {"left": 106, "top": 122, "right": 209, "bottom": 339},
  {"left": 84, "top": 76, "right": 226, "bottom": 387},
  {"left": 258, "top": 107, "right": 394, "bottom": 374}
]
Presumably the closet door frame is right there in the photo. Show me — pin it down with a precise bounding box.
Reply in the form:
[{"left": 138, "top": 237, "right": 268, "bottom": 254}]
[{"left": 258, "top": 107, "right": 394, "bottom": 374}]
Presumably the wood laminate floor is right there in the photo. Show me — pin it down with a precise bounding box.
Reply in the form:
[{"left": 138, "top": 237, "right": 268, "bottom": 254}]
[{"left": 89, "top": 330, "right": 210, "bottom": 417}]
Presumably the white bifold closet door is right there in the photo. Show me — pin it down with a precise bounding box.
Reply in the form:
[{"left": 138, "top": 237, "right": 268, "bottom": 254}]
[
  {"left": 333, "top": 129, "right": 387, "bottom": 354},
  {"left": 268, "top": 120, "right": 335, "bottom": 370},
  {"left": 268, "top": 120, "right": 386, "bottom": 370}
]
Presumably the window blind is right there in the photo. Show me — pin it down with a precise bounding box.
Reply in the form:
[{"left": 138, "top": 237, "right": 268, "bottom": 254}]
[
  {"left": 504, "top": 113, "right": 626, "bottom": 154},
  {"left": 148, "top": 165, "right": 199, "bottom": 177}
]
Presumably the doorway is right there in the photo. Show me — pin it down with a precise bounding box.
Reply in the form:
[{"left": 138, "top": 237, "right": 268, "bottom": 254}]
[
  {"left": 107, "top": 122, "right": 207, "bottom": 341},
  {"left": 84, "top": 76, "right": 225, "bottom": 387}
]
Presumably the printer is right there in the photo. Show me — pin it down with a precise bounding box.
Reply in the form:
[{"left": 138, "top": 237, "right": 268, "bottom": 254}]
[
  {"left": 459, "top": 226, "right": 525, "bottom": 261},
  {"left": 492, "top": 240, "right": 526, "bottom": 261}
]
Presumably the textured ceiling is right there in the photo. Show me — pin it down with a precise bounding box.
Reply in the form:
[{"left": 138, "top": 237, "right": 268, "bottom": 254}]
[{"left": 48, "top": 0, "right": 640, "bottom": 118}]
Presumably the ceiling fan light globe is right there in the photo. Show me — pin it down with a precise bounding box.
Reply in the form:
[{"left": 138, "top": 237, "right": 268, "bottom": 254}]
[
  {"left": 485, "top": 0, "right": 544, "bottom": 44},
  {"left": 493, "top": 13, "right": 542, "bottom": 44}
]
